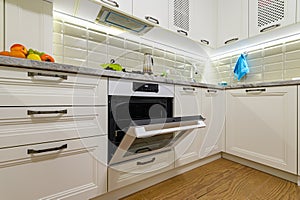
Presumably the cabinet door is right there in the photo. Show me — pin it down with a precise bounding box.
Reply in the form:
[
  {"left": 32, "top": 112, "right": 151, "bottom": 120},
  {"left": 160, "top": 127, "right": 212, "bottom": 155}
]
[
  {"left": 5, "top": 0, "right": 53, "bottom": 54},
  {"left": 217, "top": 0, "right": 248, "bottom": 47},
  {"left": 99, "top": 0, "right": 132, "bottom": 14},
  {"left": 298, "top": 0, "right": 300, "bottom": 22},
  {"left": 226, "top": 86, "right": 297, "bottom": 174},
  {"left": 0, "top": 136, "right": 107, "bottom": 199},
  {"left": 174, "top": 85, "right": 203, "bottom": 167},
  {"left": 190, "top": 0, "right": 217, "bottom": 48},
  {"left": 199, "top": 89, "right": 225, "bottom": 158},
  {"left": 0, "top": 0, "right": 3, "bottom": 50},
  {"left": 249, "top": 0, "right": 296, "bottom": 37},
  {"left": 133, "top": 0, "right": 169, "bottom": 29},
  {"left": 169, "top": 0, "right": 191, "bottom": 37}
]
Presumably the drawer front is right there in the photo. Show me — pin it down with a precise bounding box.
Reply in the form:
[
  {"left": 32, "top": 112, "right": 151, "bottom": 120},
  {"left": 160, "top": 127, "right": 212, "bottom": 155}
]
[
  {"left": 108, "top": 150, "right": 174, "bottom": 191},
  {"left": 0, "top": 106, "right": 107, "bottom": 148},
  {"left": 0, "top": 136, "right": 107, "bottom": 199},
  {"left": 0, "top": 66, "right": 107, "bottom": 106}
]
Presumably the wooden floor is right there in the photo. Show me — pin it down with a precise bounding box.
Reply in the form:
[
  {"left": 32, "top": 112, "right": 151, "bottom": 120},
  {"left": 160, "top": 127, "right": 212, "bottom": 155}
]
[{"left": 121, "top": 158, "right": 300, "bottom": 200}]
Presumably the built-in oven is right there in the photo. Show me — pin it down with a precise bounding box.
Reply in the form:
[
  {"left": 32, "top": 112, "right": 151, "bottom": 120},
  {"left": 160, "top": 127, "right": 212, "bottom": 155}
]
[{"left": 108, "top": 78, "right": 205, "bottom": 165}]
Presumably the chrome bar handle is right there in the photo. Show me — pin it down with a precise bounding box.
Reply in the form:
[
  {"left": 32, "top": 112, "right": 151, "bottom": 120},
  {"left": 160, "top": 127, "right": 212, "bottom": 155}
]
[
  {"left": 183, "top": 87, "right": 196, "bottom": 92},
  {"left": 207, "top": 89, "right": 217, "bottom": 93},
  {"left": 28, "top": 72, "right": 67, "bottom": 80},
  {"left": 145, "top": 16, "right": 159, "bottom": 24},
  {"left": 260, "top": 24, "right": 280, "bottom": 33},
  {"left": 137, "top": 157, "right": 155, "bottom": 166},
  {"left": 100, "top": 0, "right": 119, "bottom": 7},
  {"left": 177, "top": 30, "right": 188, "bottom": 36},
  {"left": 27, "top": 109, "right": 68, "bottom": 115},
  {"left": 27, "top": 144, "right": 67, "bottom": 155},
  {"left": 245, "top": 88, "right": 266, "bottom": 93},
  {"left": 224, "top": 37, "right": 239, "bottom": 45}
]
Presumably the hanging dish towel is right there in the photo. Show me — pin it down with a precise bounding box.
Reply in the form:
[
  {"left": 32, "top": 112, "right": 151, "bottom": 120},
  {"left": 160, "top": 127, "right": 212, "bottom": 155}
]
[{"left": 234, "top": 54, "right": 249, "bottom": 81}]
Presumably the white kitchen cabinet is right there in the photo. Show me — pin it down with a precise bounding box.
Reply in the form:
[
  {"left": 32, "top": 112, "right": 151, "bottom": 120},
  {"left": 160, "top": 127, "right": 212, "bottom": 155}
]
[
  {"left": 0, "top": 66, "right": 107, "bottom": 106},
  {"left": 0, "top": 0, "right": 3, "bottom": 50},
  {"left": 298, "top": 0, "right": 300, "bottom": 22},
  {"left": 199, "top": 88, "right": 225, "bottom": 158},
  {"left": 108, "top": 150, "right": 174, "bottom": 191},
  {"left": 174, "top": 85, "right": 203, "bottom": 167},
  {"left": 0, "top": 136, "right": 107, "bottom": 200},
  {"left": 98, "top": 0, "right": 132, "bottom": 14},
  {"left": 189, "top": 0, "right": 217, "bottom": 48},
  {"left": 298, "top": 86, "right": 300, "bottom": 175},
  {"left": 249, "top": 0, "right": 296, "bottom": 37},
  {"left": 226, "top": 86, "right": 297, "bottom": 174},
  {"left": 217, "top": 0, "right": 248, "bottom": 47},
  {"left": 5, "top": 0, "right": 53, "bottom": 54},
  {"left": 133, "top": 0, "right": 169, "bottom": 29},
  {"left": 169, "top": 0, "right": 191, "bottom": 37}
]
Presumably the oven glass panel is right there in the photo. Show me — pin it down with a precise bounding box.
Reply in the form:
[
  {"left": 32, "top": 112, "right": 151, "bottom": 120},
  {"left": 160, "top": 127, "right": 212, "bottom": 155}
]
[{"left": 108, "top": 95, "right": 173, "bottom": 161}]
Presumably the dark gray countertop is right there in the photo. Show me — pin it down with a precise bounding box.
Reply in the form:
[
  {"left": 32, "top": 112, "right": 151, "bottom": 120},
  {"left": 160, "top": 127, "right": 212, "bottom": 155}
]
[{"left": 1, "top": 56, "right": 299, "bottom": 89}]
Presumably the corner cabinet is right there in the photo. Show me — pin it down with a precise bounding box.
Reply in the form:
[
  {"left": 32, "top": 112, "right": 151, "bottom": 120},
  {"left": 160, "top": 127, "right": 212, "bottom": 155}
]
[
  {"left": 190, "top": 0, "right": 217, "bottom": 48},
  {"left": 249, "top": 0, "right": 296, "bottom": 37},
  {"left": 226, "top": 86, "right": 297, "bottom": 174},
  {"left": 217, "top": 0, "right": 248, "bottom": 47},
  {"left": 5, "top": 0, "right": 53, "bottom": 53},
  {"left": 199, "top": 88, "right": 225, "bottom": 158},
  {"left": 174, "top": 85, "right": 203, "bottom": 167},
  {"left": 133, "top": 0, "right": 169, "bottom": 29}
]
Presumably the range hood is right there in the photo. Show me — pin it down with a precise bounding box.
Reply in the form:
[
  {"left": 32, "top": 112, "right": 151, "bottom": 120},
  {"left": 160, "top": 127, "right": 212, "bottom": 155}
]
[{"left": 95, "top": 6, "right": 154, "bottom": 35}]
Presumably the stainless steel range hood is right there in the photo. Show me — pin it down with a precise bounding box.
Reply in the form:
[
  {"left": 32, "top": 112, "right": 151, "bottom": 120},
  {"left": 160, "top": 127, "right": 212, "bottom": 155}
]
[{"left": 95, "top": 6, "right": 154, "bottom": 35}]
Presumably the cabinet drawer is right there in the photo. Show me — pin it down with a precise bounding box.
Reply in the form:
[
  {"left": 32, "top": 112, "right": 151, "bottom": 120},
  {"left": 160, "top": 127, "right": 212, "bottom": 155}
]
[
  {"left": 0, "top": 106, "right": 107, "bottom": 148},
  {"left": 108, "top": 150, "right": 174, "bottom": 191},
  {"left": 0, "top": 66, "right": 107, "bottom": 106},
  {"left": 0, "top": 136, "right": 107, "bottom": 200},
  {"left": 174, "top": 85, "right": 201, "bottom": 117}
]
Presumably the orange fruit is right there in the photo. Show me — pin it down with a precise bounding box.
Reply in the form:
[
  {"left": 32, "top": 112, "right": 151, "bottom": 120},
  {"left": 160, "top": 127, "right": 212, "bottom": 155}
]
[
  {"left": 10, "top": 44, "right": 28, "bottom": 56},
  {"left": 0, "top": 51, "right": 10, "bottom": 56},
  {"left": 9, "top": 50, "right": 26, "bottom": 58}
]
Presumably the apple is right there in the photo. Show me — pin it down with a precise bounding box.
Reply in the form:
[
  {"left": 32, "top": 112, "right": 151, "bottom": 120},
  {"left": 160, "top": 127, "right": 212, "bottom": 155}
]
[{"left": 10, "top": 44, "right": 28, "bottom": 56}]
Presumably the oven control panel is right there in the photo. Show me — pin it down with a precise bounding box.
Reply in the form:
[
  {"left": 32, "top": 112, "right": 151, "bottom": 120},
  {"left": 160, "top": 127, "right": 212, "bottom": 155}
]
[{"left": 133, "top": 82, "right": 158, "bottom": 93}]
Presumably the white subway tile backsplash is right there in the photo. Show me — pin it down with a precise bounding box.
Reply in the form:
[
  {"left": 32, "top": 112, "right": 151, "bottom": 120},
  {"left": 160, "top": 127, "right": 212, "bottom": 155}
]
[
  {"left": 53, "top": 44, "right": 63, "bottom": 56},
  {"left": 285, "top": 60, "right": 300, "bottom": 69},
  {"left": 263, "top": 54, "right": 283, "bottom": 65},
  {"left": 88, "top": 30, "right": 107, "bottom": 43},
  {"left": 64, "top": 46, "right": 87, "bottom": 60},
  {"left": 64, "top": 23, "right": 87, "bottom": 39},
  {"left": 284, "top": 68, "right": 300, "bottom": 79},
  {"left": 248, "top": 58, "right": 263, "bottom": 67},
  {"left": 264, "top": 45, "right": 283, "bottom": 56},
  {"left": 263, "top": 63, "right": 283, "bottom": 72},
  {"left": 53, "top": 33, "right": 63, "bottom": 44},
  {"left": 285, "top": 40, "right": 300, "bottom": 52},
  {"left": 264, "top": 71, "right": 283, "bottom": 81},
  {"left": 64, "top": 35, "right": 87, "bottom": 49},
  {"left": 64, "top": 57, "right": 87, "bottom": 67},
  {"left": 285, "top": 50, "right": 300, "bottom": 61},
  {"left": 88, "top": 41, "right": 107, "bottom": 54},
  {"left": 87, "top": 51, "right": 107, "bottom": 63}
]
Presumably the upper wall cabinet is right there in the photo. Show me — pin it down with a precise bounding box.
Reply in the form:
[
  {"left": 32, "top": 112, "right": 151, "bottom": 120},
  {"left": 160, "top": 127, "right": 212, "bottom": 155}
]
[
  {"left": 96, "top": 0, "right": 132, "bottom": 14},
  {"left": 133, "top": 0, "right": 169, "bottom": 29},
  {"left": 0, "top": 0, "right": 3, "bottom": 50},
  {"left": 297, "top": 0, "right": 300, "bottom": 22},
  {"left": 5, "top": 0, "right": 53, "bottom": 54},
  {"left": 169, "top": 0, "right": 191, "bottom": 37},
  {"left": 249, "top": 0, "right": 296, "bottom": 37},
  {"left": 190, "top": 0, "right": 217, "bottom": 48},
  {"left": 217, "top": 0, "right": 248, "bottom": 47}
]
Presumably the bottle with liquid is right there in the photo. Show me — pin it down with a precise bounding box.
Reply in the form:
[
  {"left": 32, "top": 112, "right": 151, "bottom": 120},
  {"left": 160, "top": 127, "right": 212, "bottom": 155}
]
[{"left": 143, "top": 53, "right": 153, "bottom": 74}]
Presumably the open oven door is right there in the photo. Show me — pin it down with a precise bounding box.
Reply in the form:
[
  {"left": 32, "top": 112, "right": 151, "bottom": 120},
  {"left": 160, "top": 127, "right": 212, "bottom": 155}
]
[{"left": 109, "top": 115, "right": 206, "bottom": 165}]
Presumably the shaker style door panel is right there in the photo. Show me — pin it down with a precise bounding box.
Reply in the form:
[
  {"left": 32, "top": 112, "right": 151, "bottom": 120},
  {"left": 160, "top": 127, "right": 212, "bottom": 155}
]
[
  {"left": 5, "top": 0, "right": 53, "bottom": 54},
  {"left": 0, "top": 136, "right": 107, "bottom": 200},
  {"left": 226, "top": 86, "right": 297, "bottom": 174},
  {"left": 0, "top": 66, "right": 107, "bottom": 106},
  {"left": 133, "top": 0, "right": 169, "bottom": 29}
]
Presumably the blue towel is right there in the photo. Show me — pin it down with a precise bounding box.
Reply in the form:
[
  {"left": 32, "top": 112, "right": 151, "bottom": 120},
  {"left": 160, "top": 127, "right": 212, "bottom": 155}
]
[{"left": 234, "top": 54, "right": 249, "bottom": 81}]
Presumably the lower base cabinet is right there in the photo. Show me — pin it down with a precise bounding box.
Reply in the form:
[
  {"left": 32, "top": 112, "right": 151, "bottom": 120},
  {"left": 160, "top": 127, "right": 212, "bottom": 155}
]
[
  {"left": 0, "top": 136, "right": 107, "bottom": 200},
  {"left": 226, "top": 86, "right": 297, "bottom": 174},
  {"left": 108, "top": 150, "right": 174, "bottom": 192}
]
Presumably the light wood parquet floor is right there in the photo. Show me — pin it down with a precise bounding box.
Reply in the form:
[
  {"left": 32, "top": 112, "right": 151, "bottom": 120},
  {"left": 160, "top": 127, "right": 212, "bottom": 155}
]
[{"left": 121, "top": 158, "right": 300, "bottom": 200}]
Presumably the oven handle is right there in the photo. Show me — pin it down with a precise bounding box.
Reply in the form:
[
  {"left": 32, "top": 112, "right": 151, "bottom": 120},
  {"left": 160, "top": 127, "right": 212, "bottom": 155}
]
[{"left": 133, "top": 120, "right": 206, "bottom": 138}]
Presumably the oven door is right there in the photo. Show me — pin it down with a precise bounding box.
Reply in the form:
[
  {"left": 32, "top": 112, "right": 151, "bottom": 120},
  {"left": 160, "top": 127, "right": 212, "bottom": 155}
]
[{"left": 109, "top": 115, "right": 205, "bottom": 165}]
